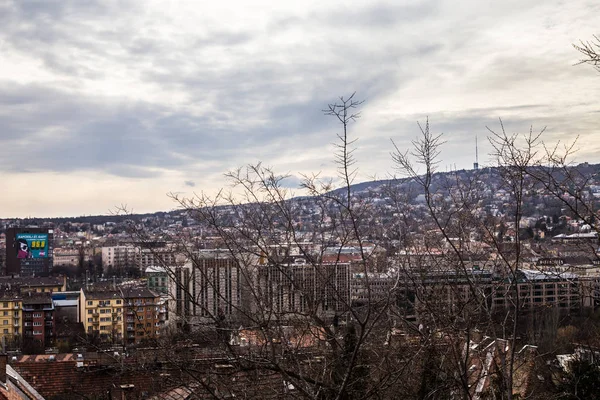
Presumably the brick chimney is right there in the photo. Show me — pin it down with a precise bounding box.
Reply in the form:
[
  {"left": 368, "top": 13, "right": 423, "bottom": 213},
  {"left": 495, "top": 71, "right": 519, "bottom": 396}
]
[{"left": 0, "top": 353, "right": 7, "bottom": 384}]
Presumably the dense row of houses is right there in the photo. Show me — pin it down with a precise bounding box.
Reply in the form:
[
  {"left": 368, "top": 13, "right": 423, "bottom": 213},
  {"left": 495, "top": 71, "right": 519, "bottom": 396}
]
[
  {"left": 80, "top": 287, "right": 167, "bottom": 345},
  {"left": 0, "top": 276, "right": 166, "bottom": 351}
]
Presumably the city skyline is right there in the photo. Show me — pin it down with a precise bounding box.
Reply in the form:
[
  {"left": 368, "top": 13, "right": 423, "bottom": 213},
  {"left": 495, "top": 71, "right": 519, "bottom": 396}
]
[{"left": 0, "top": 0, "right": 598, "bottom": 217}]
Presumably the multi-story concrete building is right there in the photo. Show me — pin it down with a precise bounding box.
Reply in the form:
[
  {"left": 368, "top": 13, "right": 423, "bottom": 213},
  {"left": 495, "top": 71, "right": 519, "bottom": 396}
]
[
  {"left": 257, "top": 258, "right": 351, "bottom": 316},
  {"left": 102, "top": 246, "right": 138, "bottom": 271},
  {"left": 170, "top": 251, "right": 242, "bottom": 329},
  {"left": 53, "top": 248, "right": 92, "bottom": 267},
  {"left": 138, "top": 248, "right": 178, "bottom": 271},
  {"left": 491, "top": 269, "right": 585, "bottom": 310},
  {"left": 79, "top": 289, "right": 124, "bottom": 343},
  {"left": 22, "top": 293, "right": 55, "bottom": 350},
  {"left": 145, "top": 266, "right": 168, "bottom": 294},
  {"left": 103, "top": 245, "right": 178, "bottom": 273},
  {"left": 5, "top": 227, "right": 54, "bottom": 276},
  {"left": 121, "top": 287, "right": 164, "bottom": 345}
]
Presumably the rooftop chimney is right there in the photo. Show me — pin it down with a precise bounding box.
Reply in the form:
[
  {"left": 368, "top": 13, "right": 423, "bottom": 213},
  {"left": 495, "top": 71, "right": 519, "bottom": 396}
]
[{"left": 0, "top": 354, "right": 7, "bottom": 384}]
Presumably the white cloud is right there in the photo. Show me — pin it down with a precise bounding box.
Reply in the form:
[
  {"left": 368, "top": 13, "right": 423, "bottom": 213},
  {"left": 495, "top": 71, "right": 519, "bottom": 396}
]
[{"left": 0, "top": 0, "right": 598, "bottom": 216}]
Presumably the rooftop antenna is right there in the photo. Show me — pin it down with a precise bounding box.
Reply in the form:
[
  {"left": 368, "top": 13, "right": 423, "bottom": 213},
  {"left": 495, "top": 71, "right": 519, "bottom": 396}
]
[{"left": 473, "top": 135, "right": 479, "bottom": 170}]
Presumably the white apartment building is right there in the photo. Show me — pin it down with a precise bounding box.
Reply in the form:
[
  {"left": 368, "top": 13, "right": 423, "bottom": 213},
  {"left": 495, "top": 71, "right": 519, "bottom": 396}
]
[{"left": 102, "top": 245, "right": 178, "bottom": 271}]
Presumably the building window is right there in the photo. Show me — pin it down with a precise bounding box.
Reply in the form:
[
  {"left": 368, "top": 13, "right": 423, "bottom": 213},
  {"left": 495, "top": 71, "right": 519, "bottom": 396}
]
[
  {"left": 2, "top": 329, "right": 7, "bottom": 334},
  {"left": 33, "top": 313, "right": 42, "bottom": 318},
  {"left": 2, "top": 321, "right": 7, "bottom": 325},
  {"left": 33, "top": 322, "right": 42, "bottom": 326},
  {"left": 2, "top": 303, "right": 7, "bottom": 308},
  {"left": 88, "top": 301, "right": 93, "bottom": 306},
  {"left": 116, "top": 300, "right": 122, "bottom": 305},
  {"left": 88, "top": 310, "right": 93, "bottom": 314},
  {"left": 33, "top": 331, "right": 42, "bottom": 335},
  {"left": 88, "top": 318, "right": 93, "bottom": 322}
]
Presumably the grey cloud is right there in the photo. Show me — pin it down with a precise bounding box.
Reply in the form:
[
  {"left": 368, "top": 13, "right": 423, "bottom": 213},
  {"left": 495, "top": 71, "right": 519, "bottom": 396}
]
[
  {"left": 279, "top": 175, "right": 303, "bottom": 189},
  {"left": 318, "top": 1, "right": 435, "bottom": 29},
  {"left": 184, "top": 180, "right": 196, "bottom": 187},
  {"left": 0, "top": 0, "right": 597, "bottom": 191},
  {"left": 366, "top": 104, "right": 600, "bottom": 173},
  {"left": 0, "top": 81, "right": 338, "bottom": 179}
]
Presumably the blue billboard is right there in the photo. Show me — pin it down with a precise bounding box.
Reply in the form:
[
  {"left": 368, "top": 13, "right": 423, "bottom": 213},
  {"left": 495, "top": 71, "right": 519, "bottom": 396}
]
[{"left": 15, "top": 233, "right": 49, "bottom": 259}]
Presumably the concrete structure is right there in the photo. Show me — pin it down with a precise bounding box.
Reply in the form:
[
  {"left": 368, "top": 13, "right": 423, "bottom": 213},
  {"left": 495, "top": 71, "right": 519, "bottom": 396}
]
[
  {"left": 79, "top": 289, "right": 124, "bottom": 343},
  {"left": 491, "top": 269, "right": 586, "bottom": 310},
  {"left": 5, "top": 227, "right": 53, "bottom": 276},
  {"left": 53, "top": 248, "right": 92, "bottom": 267},
  {"left": 52, "top": 291, "right": 80, "bottom": 324},
  {"left": 0, "top": 276, "right": 67, "bottom": 294},
  {"left": 121, "top": 287, "right": 164, "bottom": 345},
  {"left": 257, "top": 258, "right": 351, "bottom": 316},
  {"left": 102, "top": 245, "right": 138, "bottom": 271},
  {"left": 145, "top": 266, "right": 168, "bottom": 294},
  {"left": 22, "top": 292, "right": 55, "bottom": 350},
  {"left": 102, "top": 245, "right": 178, "bottom": 273},
  {"left": 0, "top": 293, "right": 22, "bottom": 349},
  {"left": 169, "top": 252, "right": 242, "bottom": 329}
]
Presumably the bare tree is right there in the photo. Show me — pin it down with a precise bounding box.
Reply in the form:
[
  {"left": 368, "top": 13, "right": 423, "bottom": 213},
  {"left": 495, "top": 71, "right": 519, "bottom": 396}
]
[
  {"left": 574, "top": 35, "right": 600, "bottom": 72},
  {"left": 114, "top": 93, "right": 596, "bottom": 399}
]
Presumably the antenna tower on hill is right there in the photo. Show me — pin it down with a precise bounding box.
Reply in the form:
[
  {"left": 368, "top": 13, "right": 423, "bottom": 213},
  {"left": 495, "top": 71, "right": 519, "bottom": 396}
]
[{"left": 473, "top": 135, "right": 479, "bottom": 170}]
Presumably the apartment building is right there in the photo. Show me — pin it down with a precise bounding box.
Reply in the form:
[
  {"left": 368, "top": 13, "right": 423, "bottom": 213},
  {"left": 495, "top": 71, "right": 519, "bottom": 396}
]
[
  {"left": 122, "top": 287, "right": 164, "bottom": 345},
  {"left": 53, "top": 248, "right": 92, "bottom": 267},
  {"left": 349, "top": 267, "right": 586, "bottom": 322},
  {"left": 170, "top": 252, "right": 242, "bottom": 329},
  {"left": 102, "top": 246, "right": 138, "bottom": 270},
  {"left": 22, "top": 293, "right": 55, "bottom": 350},
  {"left": 102, "top": 245, "right": 178, "bottom": 272},
  {"left": 0, "top": 293, "right": 21, "bottom": 349},
  {"left": 79, "top": 289, "right": 124, "bottom": 343},
  {"left": 145, "top": 266, "right": 168, "bottom": 294},
  {"left": 138, "top": 248, "right": 178, "bottom": 270},
  {"left": 491, "top": 269, "right": 585, "bottom": 310},
  {"left": 258, "top": 258, "right": 351, "bottom": 316},
  {"left": 0, "top": 276, "right": 67, "bottom": 294}
]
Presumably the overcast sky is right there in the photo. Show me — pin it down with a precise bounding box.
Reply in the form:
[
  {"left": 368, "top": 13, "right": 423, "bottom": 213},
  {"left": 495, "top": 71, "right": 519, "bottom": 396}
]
[{"left": 0, "top": 0, "right": 598, "bottom": 218}]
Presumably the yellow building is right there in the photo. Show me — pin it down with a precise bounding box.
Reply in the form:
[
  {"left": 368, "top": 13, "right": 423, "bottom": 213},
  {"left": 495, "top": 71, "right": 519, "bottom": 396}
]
[
  {"left": 0, "top": 294, "right": 22, "bottom": 349},
  {"left": 0, "top": 276, "right": 67, "bottom": 294},
  {"left": 79, "top": 289, "right": 124, "bottom": 343}
]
